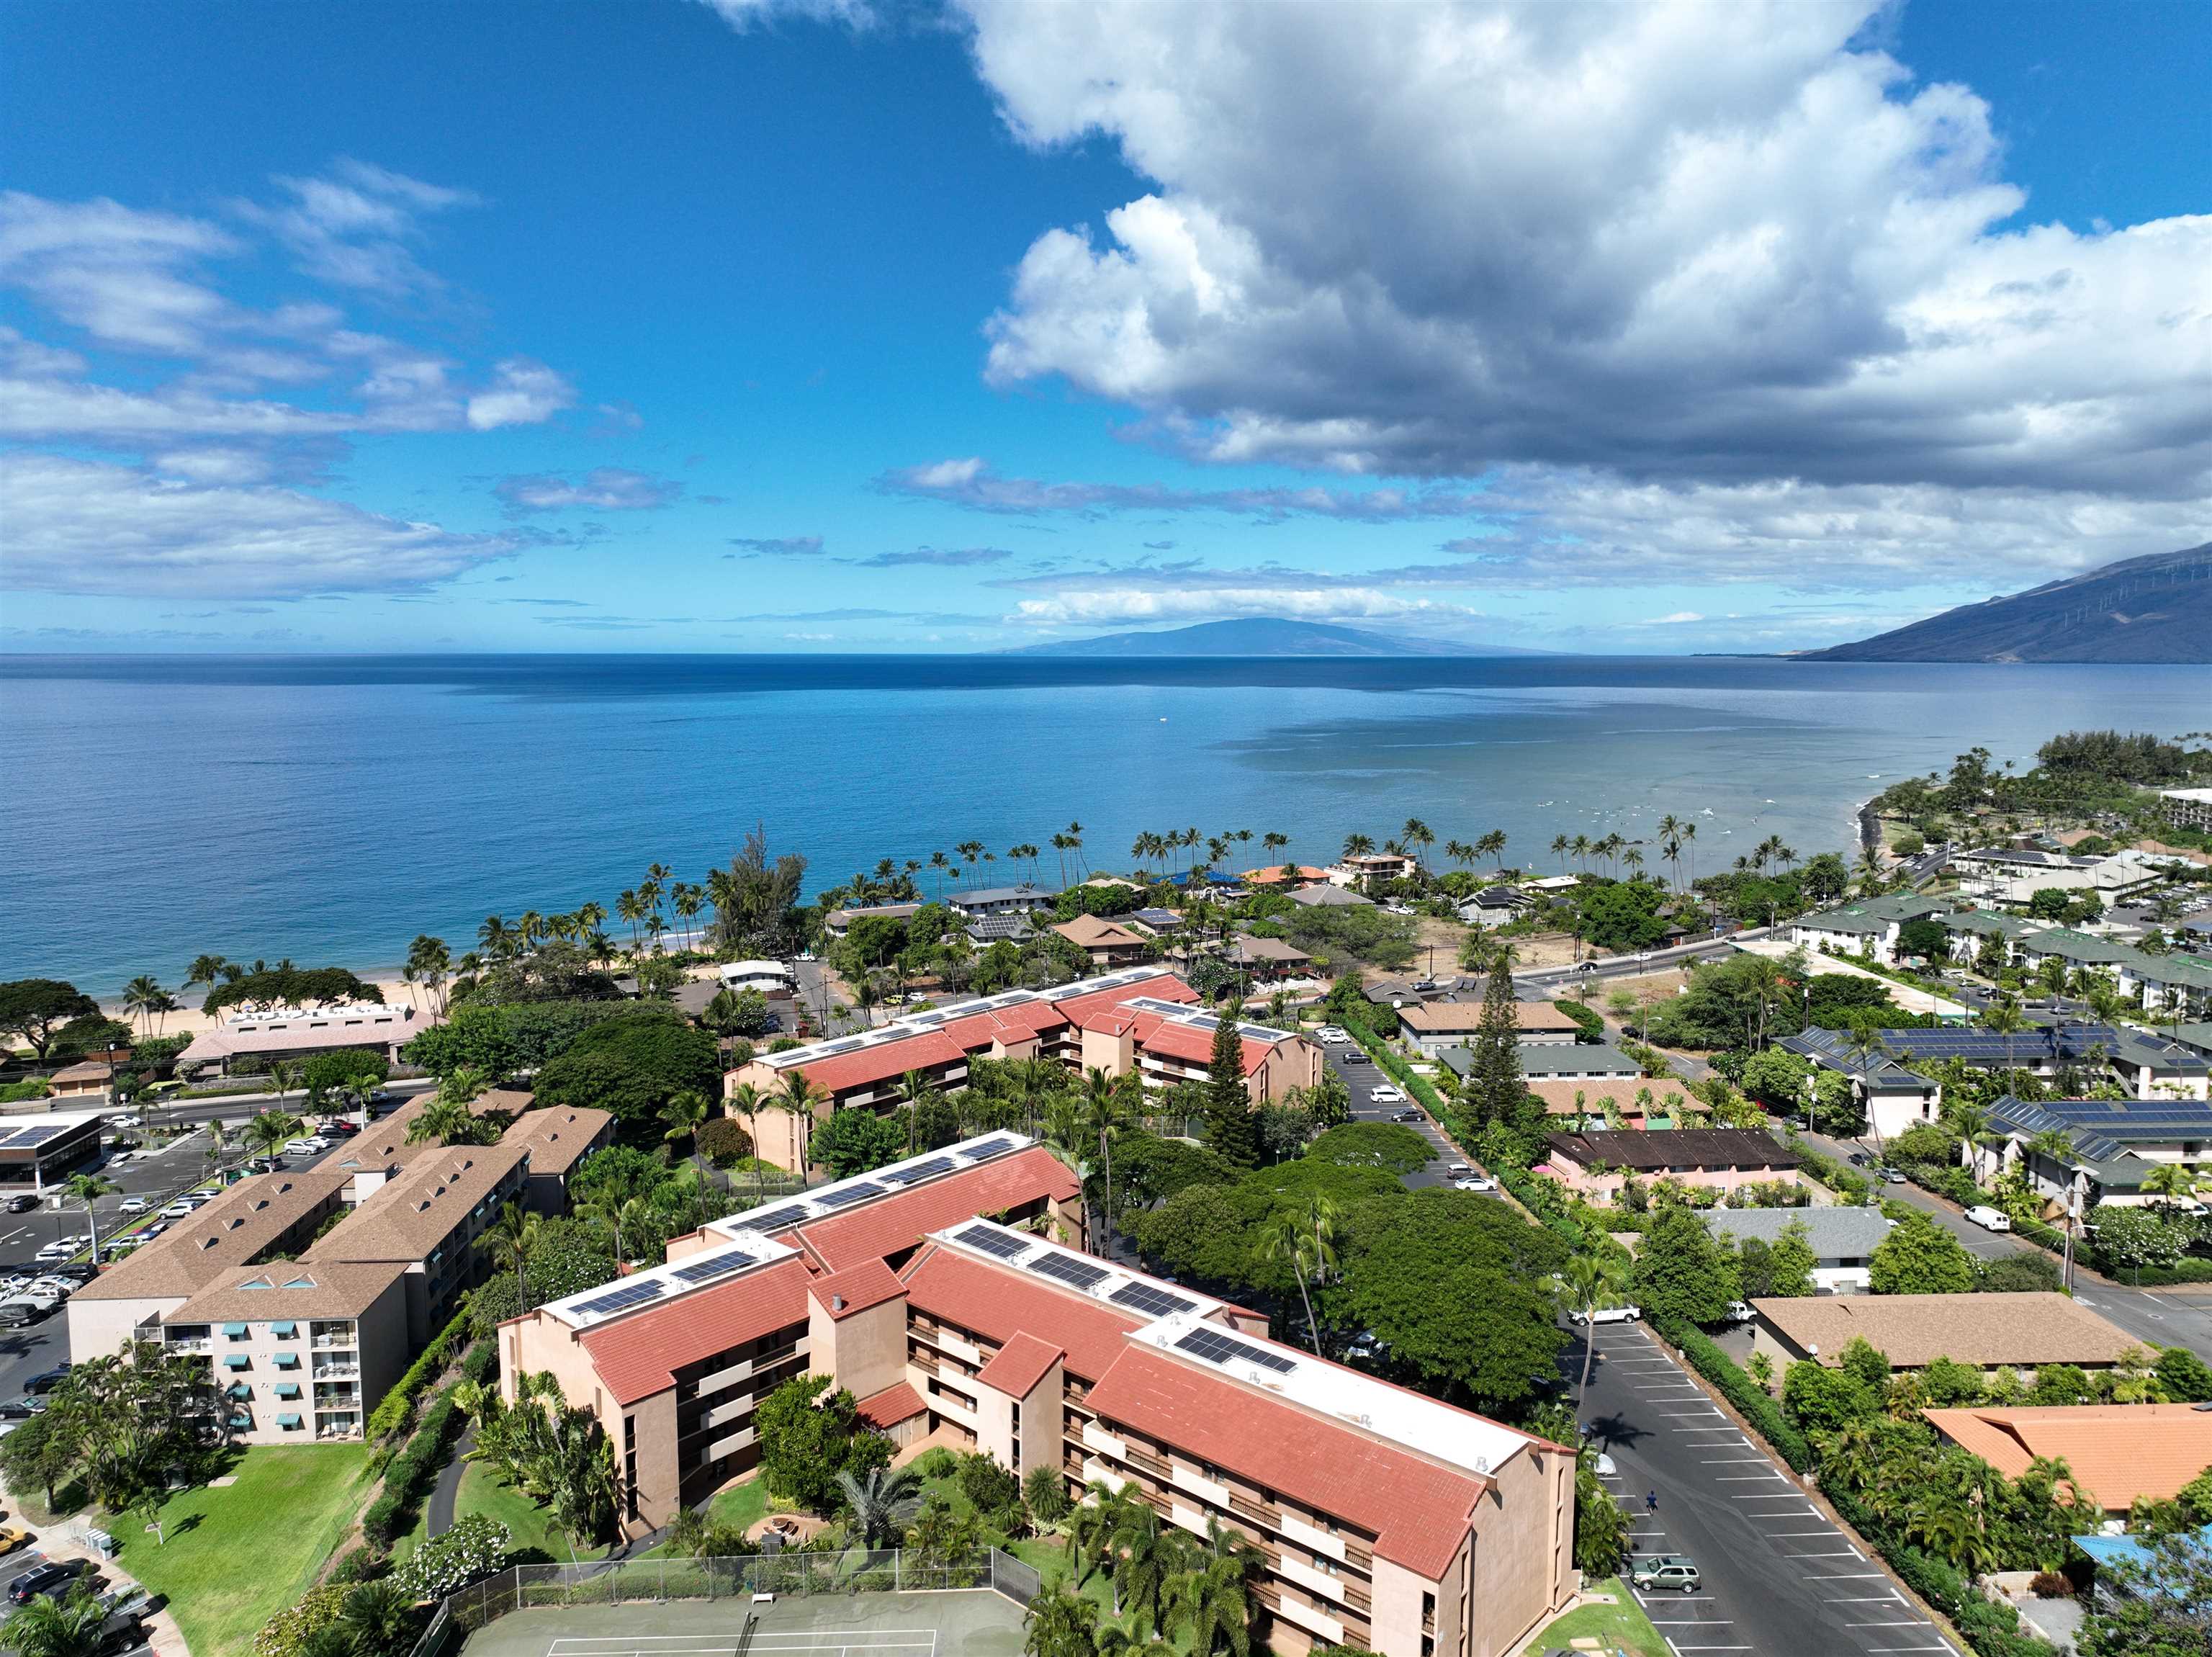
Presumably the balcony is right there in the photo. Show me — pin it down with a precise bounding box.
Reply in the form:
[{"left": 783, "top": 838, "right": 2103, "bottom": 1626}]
[
  {"left": 1123, "top": 1446, "right": 1167, "bottom": 1478},
  {"left": 310, "top": 1335, "right": 356, "bottom": 1351},
  {"left": 166, "top": 1338, "right": 212, "bottom": 1355},
  {"left": 1229, "top": 1494, "right": 1280, "bottom": 1529},
  {"left": 311, "top": 1362, "right": 359, "bottom": 1381}
]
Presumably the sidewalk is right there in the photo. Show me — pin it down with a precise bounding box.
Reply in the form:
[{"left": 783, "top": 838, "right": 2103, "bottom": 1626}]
[{"left": 0, "top": 1473, "right": 190, "bottom": 1657}]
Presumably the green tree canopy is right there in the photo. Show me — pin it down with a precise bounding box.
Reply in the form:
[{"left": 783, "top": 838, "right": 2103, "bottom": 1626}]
[
  {"left": 0, "top": 979, "right": 99, "bottom": 1060},
  {"left": 1631, "top": 1206, "right": 1739, "bottom": 1325},
  {"left": 809, "top": 1108, "right": 907, "bottom": 1177},
  {"left": 531, "top": 1011, "right": 721, "bottom": 1126},
  {"left": 1205, "top": 1002, "right": 1258, "bottom": 1169},
  {"left": 755, "top": 1373, "right": 891, "bottom": 1515},
  {"left": 1869, "top": 1211, "right": 1976, "bottom": 1295},
  {"left": 200, "top": 965, "right": 372, "bottom": 1015}
]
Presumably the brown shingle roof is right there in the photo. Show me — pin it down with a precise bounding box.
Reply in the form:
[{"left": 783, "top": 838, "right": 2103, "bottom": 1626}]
[
  {"left": 74, "top": 1167, "right": 352, "bottom": 1303},
  {"left": 1398, "top": 1001, "right": 1580, "bottom": 1033},
  {"left": 1053, "top": 915, "right": 1147, "bottom": 950},
  {"left": 1753, "top": 1293, "right": 2143, "bottom": 1370},
  {"left": 169, "top": 1259, "right": 408, "bottom": 1325},
  {"left": 1925, "top": 1404, "right": 2212, "bottom": 1512},
  {"left": 498, "top": 1104, "right": 612, "bottom": 1177},
  {"left": 1525, "top": 1078, "right": 1655, "bottom": 1117},
  {"left": 309, "top": 1143, "right": 527, "bottom": 1265}
]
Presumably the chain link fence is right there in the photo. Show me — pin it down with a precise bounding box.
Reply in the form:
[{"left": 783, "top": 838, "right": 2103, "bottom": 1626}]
[{"left": 413, "top": 1548, "right": 1040, "bottom": 1657}]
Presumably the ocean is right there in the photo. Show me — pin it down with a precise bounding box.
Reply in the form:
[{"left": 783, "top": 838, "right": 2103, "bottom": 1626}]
[{"left": 2, "top": 653, "right": 2205, "bottom": 995}]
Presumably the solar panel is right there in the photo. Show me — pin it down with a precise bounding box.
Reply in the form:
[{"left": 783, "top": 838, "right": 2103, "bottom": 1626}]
[
  {"left": 1174, "top": 1326, "right": 1296, "bottom": 1374},
  {"left": 879, "top": 1157, "right": 956, "bottom": 1187},
  {"left": 736, "top": 1205, "right": 810, "bottom": 1233},
  {"left": 962, "top": 1136, "right": 1017, "bottom": 1159},
  {"left": 1110, "top": 1282, "right": 1196, "bottom": 1319},
  {"left": 810, "top": 1182, "right": 885, "bottom": 1211},
  {"left": 816, "top": 1039, "right": 863, "bottom": 1056},
  {"left": 4, "top": 1124, "right": 70, "bottom": 1146},
  {"left": 671, "top": 1251, "right": 755, "bottom": 1285},
  {"left": 1028, "top": 1252, "right": 1110, "bottom": 1291},
  {"left": 956, "top": 1224, "right": 1031, "bottom": 1260},
  {"left": 575, "top": 1280, "right": 664, "bottom": 1318}
]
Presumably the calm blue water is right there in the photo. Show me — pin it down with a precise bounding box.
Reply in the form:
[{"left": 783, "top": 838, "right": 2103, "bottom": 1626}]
[{"left": 2, "top": 654, "right": 2205, "bottom": 994}]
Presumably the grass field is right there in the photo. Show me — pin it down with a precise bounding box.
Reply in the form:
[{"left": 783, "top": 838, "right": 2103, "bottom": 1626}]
[
  {"left": 1521, "top": 1580, "right": 1668, "bottom": 1657},
  {"left": 118, "top": 1445, "right": 372, "bottom": 1657}
]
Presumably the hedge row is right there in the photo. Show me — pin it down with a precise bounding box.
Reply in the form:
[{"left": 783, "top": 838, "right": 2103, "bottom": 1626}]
[
  {"left": 1550, "top": 999, "right": 1606, "bottom": 1039},
  {"left": 1820, "top": 1481, "right": 2056, "bottom": 1657},
  {"left": 1647, "top": 1313, "right": 1812, "bottom": 1471},
  {"left": 360, "top": 1341, "right": 488, "bottom": 1548},
  {"left": 366, "top": 1305, "right": 475, "bottom": 1451}
]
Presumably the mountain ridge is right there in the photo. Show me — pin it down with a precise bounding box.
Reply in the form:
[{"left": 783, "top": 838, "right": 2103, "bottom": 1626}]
[
  {"left": 1007, "top": 616, "right": 1547, "bottom": 657},
  {"left": 1802, "top": 544, "right": 2212, "bottom": 663}
]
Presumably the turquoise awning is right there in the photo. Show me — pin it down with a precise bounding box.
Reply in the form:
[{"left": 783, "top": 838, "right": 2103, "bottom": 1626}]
[
  {"left": 226, "top": 1384, "right": 252, "bottom": 1401},
  {"left": 274, "top": 1382, "right": 300, "bottom": 1398},
  {"left": 270, "top": 1321, "right": 298, "bottom": 1337},
  {"left": 222, "top": 1355, "right": 251, "bottom": 1370},
  {"left": 272, "top": 1352, "right": 300, "bottom": 1370},
  {"left": 222, "top": 1322, "right": 248, "bottom": 1337},
  {"left": 276, "top": 1413, "right": 302, "bottom": 1429},
  {"left": 228, "top": 1414, "right": 252, "bottom": 1429}
]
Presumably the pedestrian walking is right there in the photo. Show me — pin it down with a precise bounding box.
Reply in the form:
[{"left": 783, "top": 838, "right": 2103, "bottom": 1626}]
[{"left": 1645, "top": 1490, "right": 1658, "bottom": 1515}]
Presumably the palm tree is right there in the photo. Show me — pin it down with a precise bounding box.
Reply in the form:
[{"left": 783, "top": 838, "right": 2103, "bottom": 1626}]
[
  {"left": 780, "top": 1072, "right": 824, "bottom": 1179},
  {"left": 182, "top": 953, "right": 232, "bottom": 1007},
  {"left": 661, "top": 1089, "right": 714, "bottom": 1177},
  {"left": 407, "top": 1095, "right": 482, "bottom": 1146},
  {"left": 1261, "top": 831, "right": 1289, "bottom": 864},
  {"left": 337, "top": 1580, "right": 416, "bottom": 1656},
  {"left": 4, "top": 1589, "right": 110, "bottom": 1657},
  {"left": 63, "top": 1172, "right": 117, "bottom": 1266},
  {"left": 1167, "top": 1519, "right": 1262, "bottom": 1657},
  {"left": 896, "top": 1069, "right": 938, "bottom": 1155},
  {"left": 1024, "top": 1583, "right": 1101, "bottom": 1657},
  {"left": 838, "top": 1465, "right": 925, "bottom": 1548},
  {"left": 202, "top": 1116, "right": 230, "bottom": 1182},
  {"left": 1562, "top": 1252, "right": 1629, "bottom": 1409},
  {"left": 2141, "top": 1161, "right": 2199, "bottom": 1210},
  {"left": 266, "top": 1058, "right": 305, "bottom": 1116},
  {"left": 1114, "top": 1501, "right": 1190, "bottom": 1636},
  {"left": 1444, "top": 838, "right": 1475, "bottom": 876},
  {"left": 1262, "top": 1210, "right": 1325, "bottom": 1352},
  {"left": 1478, "top": 828, "right": 1508, "bottom": 869},
  {"left": 1341, "top": 832, "right": 1374, "bottom": 861},
  {"left": 1550, "top": 832, "right": 1569, "bottom": 873},
  {"left": 1570, "top": 833, "right": 1591, "bottom": 871},
  {"left": 486, "top": 1200, "right": 541, "bottom": 1308},
  {"left": 243, "top": 1109, "right": 305, "bottom": 1161},
  {"left": 1401, "top": 817, "right": 1434, "bottom": 873},
  {"left": 1076, "top": 1067, "right": 1133, "bottom": 1257},
  {"left": 116, "top": 974, "right": 162, "bottom": 1038}
]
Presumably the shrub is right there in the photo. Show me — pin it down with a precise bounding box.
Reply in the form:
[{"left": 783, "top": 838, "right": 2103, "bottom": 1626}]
[
  {"left": 1024, "top": 1463, "right": 1071, "bottom": 1525},
  {"left": 696, "top": 1117, "right": 755, "bottom": 1167},
  {"left": 395, "top": 1513, "right": 513, "bottom": 1599},
  {"left": 956, "top": 1450, "right": 1022, "bottom": 1516},
  {"left": 2028, "top": 1571, "right": 2070, "bottom": 1598},
  {"left": 1651, "top": 1314, "right": 1812, "bottom": 1470},
  {"left": 253, "top": 1584, "right": 350, "bottom": 1657},
  {"left": 366, "top": 1308, "right": 473, "bottom": 1448}
]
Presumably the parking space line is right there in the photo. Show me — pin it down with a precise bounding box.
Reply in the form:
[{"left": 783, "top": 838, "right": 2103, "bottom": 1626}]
[{"left": 1799, "top": 1571, "right": 1887, "bottom": 1579}]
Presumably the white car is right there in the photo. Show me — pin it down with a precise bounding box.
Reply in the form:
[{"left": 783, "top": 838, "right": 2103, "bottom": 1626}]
[
  {"left": 33, "top": 1242, "right": 76, "bottom": 1262},
  {"left": 159, "top": 1200, "right": 196, "bottom": 1219},
  {"left": 1453, "top": 1176, "right": 1497, "bottom": 1193},
  {"left": 1964, "top": 1205, "right": 2012, "bottom": 1232},
  {"left": 1447, "top": 1161, "right": 1471, "bottom": 1175},
  {"left": 282, "top": 1139, "right": 319, "bottom": 1157},
  {"left": 1368, "top": 1086, "right": 1404, "bottom": 1103},
  {"left": 117, "top": 1196, "right": 150, "bottom": 1216},
  {"left": 1570, "top": 1304, "right": 1642, "bottom": 1325}
]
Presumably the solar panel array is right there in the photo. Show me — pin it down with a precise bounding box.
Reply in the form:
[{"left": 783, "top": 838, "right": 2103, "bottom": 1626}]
[
  {"left": 1, "top": 1123, "right": 73, "bottom": 1147},
  {"left": 879, "top": 1156, "right": 956, "bottom": 1187},
  {"left": 963, "top": 1136, "right": 1017, "bottom": 1159},
  {"left": 956, "top": 1224, "right": 1032, "bottom": 1260},
  {"left": 739, "top": 1206, "right": 811, "bottom": 1234},
  {"left": 575, "top": 1280, "right": 664, "bottom": 1319},
  {"left": 1174, "top": 1326, "right": 1296, "bottom": 1374},
  {"left": 1027, "top": 1252, "right": 1109, "bottom": 1291},
  {"left": 810, "top": 1182, "right": 885, "bottom": 1211},
  {"left": 671, "top": 1251, "right": 755, "bottom": 1286},
  {"left": 1110, "top": 1282, "right": 1195, "bottom": 1319}
]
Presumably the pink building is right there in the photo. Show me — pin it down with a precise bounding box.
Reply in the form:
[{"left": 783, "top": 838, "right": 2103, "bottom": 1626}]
[{"left": 1538, "top": 1128, "right": 1801, "bottom": 1205}]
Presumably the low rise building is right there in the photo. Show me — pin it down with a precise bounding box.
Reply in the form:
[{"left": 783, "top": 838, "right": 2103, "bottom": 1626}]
[
  {"left": 500, "top": 1104, "right": 616, "bottom": 1213},
  {"left": 504, "top": 1136, "right": 1578, "bottom": 1657},
  {"left": 822, "top": 902, "right": 922, "bottom": 939},
  {"left": 1290, "top": 883, "right": 1375, "bottom": 910},
  {"left": 1226, "top": 935, "right": 1313, "bottom": 984},
  {"left": 1241, "top": 866, "right": 1327, "bottom": 889},
  {"left": 1789, "top": 894, "right": 1949, "bottom": 966},
  {"left": 2159, "top": 789, "right": 2212, "bottom": 832},
  {"left": 1511, "top": 1041, "right": 1641, "bottom": 1081},
  {"left": 1520, "top": 1078, "right": 1655, "bottom": 1128},
  {"left": 1398, "top": 1002, "right": 1581, "bottom": 1056},
  {"left": 1457, "top": 886, "right": 1534, "bottom": 929},
  {"left": 1052, "top": 915, "right": 1153, "bottom": 969},
  {"left": 948, "top": 883, "right": 1059, "bottom": 920},
  {"left": 1925, "top": 1404, "right": 2212, "bottom": 1516},
  {"left": 47, "top": 1062, "right": 114, "bottom": 1100},
  {"left": 1539, "top": 1128, "right": 1799, "bottom": 1206},
  {"left": 176, "top": 1002, "right": 426, "bottom": 1076},
  {"left": 0, "top": 1110, "right": 109, "bottom": 1190},
  {"left": 1325, "top": 853, "right": 1418, "bottom": 889},
  {"left": 1982, "top": 1094, "right": 2212, "bottom": 1208},
  {"left": 1702, "top": 1206, "right": 1894, "bottom": 1295},
  {"left": 1749, "top": 1293, "right": 2142, "bottom": 1382},
  {"left": 1776, "top": 1027, "right": 1943, "bottom": 1140}
]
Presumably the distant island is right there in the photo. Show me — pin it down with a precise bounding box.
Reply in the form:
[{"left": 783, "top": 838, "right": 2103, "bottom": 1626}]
[
  {"left": 1803, "top": 543, "right": 2212, "bottom": 663},
  {"left": 1009, "top": 616, "right": 1547, "bottom": 657}
]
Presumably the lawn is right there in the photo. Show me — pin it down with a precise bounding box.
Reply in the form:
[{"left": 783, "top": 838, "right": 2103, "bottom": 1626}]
[
  {"left": 1521, "top": 1579, "right": 1668, "bottom": 1657},
  {"left": 119, "top": 1446, "right": 372, "bottom": 1657}
]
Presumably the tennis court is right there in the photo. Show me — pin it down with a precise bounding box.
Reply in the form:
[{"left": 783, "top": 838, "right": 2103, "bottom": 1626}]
[{"left": 459, "top": 1587, "right": 1027, "bottom": 1657}]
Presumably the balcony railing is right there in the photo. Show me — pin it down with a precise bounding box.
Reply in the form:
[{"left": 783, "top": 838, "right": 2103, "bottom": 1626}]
[
  {"left": 310, "top": 1335, "right": 356, "bottom": 1350},
  {"left": 312, "top": 1363, "right": 360, "bottom": 1380},
  {"left": 1123, "top": 1447, "right": 1167, "bottom": 1478},
  {"left": 1229, "top": 1494, "right": 1280, "bottom": 1528},
  {"left": 166, "top": 1338, "right": 212, "bottom": 1355}
]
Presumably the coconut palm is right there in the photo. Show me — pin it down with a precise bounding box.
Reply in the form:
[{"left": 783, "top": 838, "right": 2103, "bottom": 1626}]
[
  {"left": 1261, "top": 1209, "right": 1325, "bottom": 1352},
  {"left": 1166, "top": 1519, "right": 1262, "bottom": 1657},
  {"left": 4, "top": 1589, "right": 110, "bottom": 1657},
  {"left": 63, "top": 1172, "right": 118, "bottom": 1266},
  {"left": 1562, "top": 1252, "right": 1629, "bottom": 1409},
  {"left": 122, "top": 975, "right": 168, "bottom": 1037},
  {"left": 780, "top": 1071, "right": 825, "bottom": 1179},
  {"left": 1076, "top": 1067, "right": 1133, "bottom": 1256},
  {"left": 1023, "top": 1583, "right": 1101, "bottom": 1657},
  {"left": 266, "top": 1058, "right": 305, "bottom": 1115},
  {"left": 661, "top": 1089, "right": 714, "bottom": 1176},
  {"left": 183, "top": 953, "right": 232, "bottom": 1005},
  {"left": 1114, "top": 1501, "right": 1190, "bottom": 1637},
  {"left": 485, "top": 1200, "right": 541, "bottom": 1308},
  {"left": 838, "top": 1465, "right": 925, "bottom": 1548},
  {"left": 242, "top": 1109, "right": 304, "bottom": 1161},
  {"left": 408, "top": 1095, "right": 489, "bottom": 1146}
]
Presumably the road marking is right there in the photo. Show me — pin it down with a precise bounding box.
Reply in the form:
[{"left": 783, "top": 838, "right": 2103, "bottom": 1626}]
[
  {"left": 1848, "top": 1622, "right": 1930, "bottom": 1629},
  {"left": 1799, "top": 1571, "right": 1887, "bottom": 1579},
  {"left": 1714, "top": 1475, "right": 1791, "bottom": 1481},
  {"left": 1785, "top": 1549, "right": 1861, "bottom": 1558},
  {"left": 1698, "top": 1458, "right": 1771, "bottom": 1464}
]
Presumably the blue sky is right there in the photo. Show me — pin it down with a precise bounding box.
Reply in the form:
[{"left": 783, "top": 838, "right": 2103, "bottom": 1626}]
[{"left": 3, "top": 0, "right": 2206, "bottom": 655}]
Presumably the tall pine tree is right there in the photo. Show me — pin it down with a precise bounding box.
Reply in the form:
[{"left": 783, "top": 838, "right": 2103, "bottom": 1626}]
[
  {"left": 1206, "top": 1000, "right": 1259, "bottom": 1168},
  {"left": 1465, "top": 958, "right": 1527, "bottom": 1133}
]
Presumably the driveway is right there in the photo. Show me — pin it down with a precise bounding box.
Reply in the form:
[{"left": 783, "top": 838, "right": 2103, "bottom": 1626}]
[
  {"left": 1573, "top": 1319, "right": 1959, "bottom": 1657},
  {"left": 1318, "top": 1037, "right": 1460, "bottom": 1190},
  {"left": 1804, "top": 1129, "right": 2212, "bottom": 1363}
]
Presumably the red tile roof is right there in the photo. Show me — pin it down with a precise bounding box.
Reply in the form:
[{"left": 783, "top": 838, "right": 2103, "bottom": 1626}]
[
  {"left": 1053, "top": 974, "right": 1195, "bottom": 1025},
  {"left": 855, "top": 1380, "right": 926, "bottom": 1429},
  {"left": 976, "top": 1331, "right": 1064, "bottom": 1397},
  {"left": 791, "top": 1148, "right": 1079, "bottom": 1275},
  {"left": 1084, "top": 1344, "right": 1491, "bottom": 1579},
  {"left": 798, "top": 1030, "right": 969, "bottom": 1095},
  {"left": 901, "top": 1245, "right": 1143, "bottom": 1382},
  {"left": 578, "top": 1257, "right": 811, "bottom": 1406},
  {"left": 809, "top": 1258, "right": 906, "bottom": 1320}
]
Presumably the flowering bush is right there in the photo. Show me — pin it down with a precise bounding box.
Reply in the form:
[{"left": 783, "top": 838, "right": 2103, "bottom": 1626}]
[
  {"left": 394, "top": 1514, "right": 513, "bottom": 1600},
  {"left": 253, "top": 1585, "right": 349, "bottom": 1657}
]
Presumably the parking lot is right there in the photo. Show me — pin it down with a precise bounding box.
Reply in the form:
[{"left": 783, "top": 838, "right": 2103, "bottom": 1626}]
[
  {"left": 1312, "top": 1028, "right": 1465, "bottom": 1190},
  {"left": 1575, "top": 1319, "right": 1959, "bottom": 1657}
]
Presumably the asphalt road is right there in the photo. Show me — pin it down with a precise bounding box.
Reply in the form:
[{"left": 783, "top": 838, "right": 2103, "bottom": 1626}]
[
  {"left": 1803, "top": 1128, "right": 2212, "bottom": 1363},
  {"left": 1315, "top": 1034, "right": 1462, "bottom": 1190},
  {"left": 1573, "top": 1319, "right": 1959, "bottom": 1657}
]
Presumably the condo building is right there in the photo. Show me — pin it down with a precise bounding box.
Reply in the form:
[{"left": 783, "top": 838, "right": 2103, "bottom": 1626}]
[
  {"left": 500, "top": 1134, "right": 1576, "bottom": 1657},
  {"left": 726, "top": 968, "right": 1323, "bottom": 1171}
]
